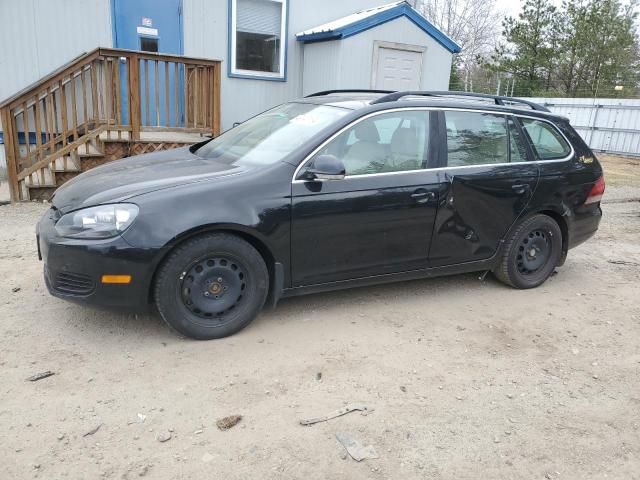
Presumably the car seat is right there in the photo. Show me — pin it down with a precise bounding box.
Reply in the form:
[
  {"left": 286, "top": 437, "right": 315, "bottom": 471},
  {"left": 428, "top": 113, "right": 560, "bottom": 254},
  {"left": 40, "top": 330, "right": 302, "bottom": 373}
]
[{"left": 342, "top": 122, "right": 386, "bottom": 174}]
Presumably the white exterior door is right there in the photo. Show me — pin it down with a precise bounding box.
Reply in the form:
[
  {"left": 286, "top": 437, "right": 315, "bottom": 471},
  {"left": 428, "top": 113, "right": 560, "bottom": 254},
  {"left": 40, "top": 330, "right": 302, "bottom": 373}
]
[{"left": 373, "top": 45, "right": 424, "bottom": 91}]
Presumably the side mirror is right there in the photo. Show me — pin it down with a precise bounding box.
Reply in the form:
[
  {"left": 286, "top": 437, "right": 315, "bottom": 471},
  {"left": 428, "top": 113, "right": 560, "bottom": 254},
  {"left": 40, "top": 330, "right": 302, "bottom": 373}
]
[{"left": 304, "top": 154, "right": 346, "bottom": 181}]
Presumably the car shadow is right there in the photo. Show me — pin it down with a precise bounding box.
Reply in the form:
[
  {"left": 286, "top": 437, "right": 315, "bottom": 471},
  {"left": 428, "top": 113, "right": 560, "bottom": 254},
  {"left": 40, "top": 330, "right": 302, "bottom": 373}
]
[
  {"left": 256, "top": 271, "right": 504, "bottom": 324},
  {"left": 59, "top": 271, "right": 505, "bottom": 342}
]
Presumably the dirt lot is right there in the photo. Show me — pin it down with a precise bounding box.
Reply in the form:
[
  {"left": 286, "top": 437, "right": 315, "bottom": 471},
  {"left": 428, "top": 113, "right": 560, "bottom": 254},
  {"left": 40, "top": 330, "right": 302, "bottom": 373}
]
[
  {"left": 599, "top": 154, "right": 640, "bottom": 188},
  {"left": 1, "top": 158, "right": 639, "bottom": 479}
]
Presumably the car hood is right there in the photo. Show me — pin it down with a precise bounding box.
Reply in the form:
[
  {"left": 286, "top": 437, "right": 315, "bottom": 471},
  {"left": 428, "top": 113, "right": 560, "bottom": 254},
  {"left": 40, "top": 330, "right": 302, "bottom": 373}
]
[{"left": 52, "top": 147, "right": 246, "bottom": 213}]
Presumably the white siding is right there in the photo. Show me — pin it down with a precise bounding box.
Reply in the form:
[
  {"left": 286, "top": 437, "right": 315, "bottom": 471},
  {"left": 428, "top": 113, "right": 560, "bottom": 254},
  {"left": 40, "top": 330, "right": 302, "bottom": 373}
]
[
  {"left": 0, "top": 0, "right": 112, "bottom": 175},
  {"left": 0, "top": 0, "right": 113, "bottom": 102},
  {"left": 0, "top": 0, "right": 454, "bottom": 133},
  {"left": 182, "top": 0, "right": 451, "bottom": 130},
  {"left": 303, "top": 16, "right": 452, "bottom": 96},
  {"left": 300, "top": 40, "right": 343, "bottom": 96}
]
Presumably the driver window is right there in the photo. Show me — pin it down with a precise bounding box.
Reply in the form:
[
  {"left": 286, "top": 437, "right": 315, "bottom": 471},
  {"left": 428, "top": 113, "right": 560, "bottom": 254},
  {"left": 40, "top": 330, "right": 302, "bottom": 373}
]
[{"left": 311, "top": 111, "right": 429, "bottom": 176}]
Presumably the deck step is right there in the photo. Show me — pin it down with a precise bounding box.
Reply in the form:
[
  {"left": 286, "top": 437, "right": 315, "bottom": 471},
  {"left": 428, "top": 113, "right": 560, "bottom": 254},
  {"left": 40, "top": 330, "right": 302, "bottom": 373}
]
[
  {"left": 28, "top": 183, "right": 57, "bottom": 188},
  {"left": 19, "top": 179, "right": 57, "bottom": 201},
  {"left": 77, "top": 141, "right": 104, "bottom": 157},
  {"left": 78, "top": 151, "right": 104, "bottom": 158},
  {"left": 24, "top": 166, "right": 55, "bottom": 187},
  {"left": 52, "top": 154, "right": 81, "bottom": 172},
  {"left": 99, "top": 130, "right": 130, "bottom": 142}
]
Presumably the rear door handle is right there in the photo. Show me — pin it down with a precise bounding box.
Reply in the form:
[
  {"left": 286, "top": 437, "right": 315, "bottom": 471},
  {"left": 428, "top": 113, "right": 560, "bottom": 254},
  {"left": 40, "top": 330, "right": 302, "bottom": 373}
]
[{"left": 511, "top": 183, "right": 531, "bottom": 195}]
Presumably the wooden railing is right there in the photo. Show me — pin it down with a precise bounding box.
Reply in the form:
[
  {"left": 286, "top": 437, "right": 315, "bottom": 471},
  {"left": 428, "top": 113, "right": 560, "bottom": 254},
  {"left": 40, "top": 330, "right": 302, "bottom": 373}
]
[{"left": 0, "top": 47, "right": 221, "bottom": 201}]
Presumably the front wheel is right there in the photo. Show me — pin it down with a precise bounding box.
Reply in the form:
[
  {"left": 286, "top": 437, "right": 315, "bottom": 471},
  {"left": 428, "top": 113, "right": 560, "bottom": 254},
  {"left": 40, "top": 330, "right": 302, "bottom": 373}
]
[
  {"left": 154, "top": 233, "right": 269, "bottom": 339},
  {"left": 494, "top": 214, "right": 562, "bottom": 289}
]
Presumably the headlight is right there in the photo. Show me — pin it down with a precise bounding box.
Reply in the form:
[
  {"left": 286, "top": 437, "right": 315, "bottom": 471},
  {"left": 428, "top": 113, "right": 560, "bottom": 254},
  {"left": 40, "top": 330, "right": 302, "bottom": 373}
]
[{"left": 55, "top": 204, "right": 139, "bottom": 239}]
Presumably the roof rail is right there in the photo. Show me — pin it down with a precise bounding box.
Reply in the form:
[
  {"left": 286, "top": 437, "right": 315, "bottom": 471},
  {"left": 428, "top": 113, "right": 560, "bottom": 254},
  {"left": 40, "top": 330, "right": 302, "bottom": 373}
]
[
  {"left": 371, "top": 90, "right": 550, "bottom": 112},
  {"left": 306, "top": 89, "right": 394, "bottom": 97}
]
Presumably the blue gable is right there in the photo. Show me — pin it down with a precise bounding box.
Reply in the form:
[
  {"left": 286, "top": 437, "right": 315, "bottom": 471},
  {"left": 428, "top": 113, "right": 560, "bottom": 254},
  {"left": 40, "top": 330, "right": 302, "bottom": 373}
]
[{"left": 296, "top": 2, "right": 461, "bottom": 54}]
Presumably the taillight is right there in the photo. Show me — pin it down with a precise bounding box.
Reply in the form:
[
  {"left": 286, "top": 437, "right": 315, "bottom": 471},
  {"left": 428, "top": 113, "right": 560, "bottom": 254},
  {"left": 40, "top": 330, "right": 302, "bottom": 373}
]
[{"left": 584, "top": 175, "right": 605, "bottom": 205}]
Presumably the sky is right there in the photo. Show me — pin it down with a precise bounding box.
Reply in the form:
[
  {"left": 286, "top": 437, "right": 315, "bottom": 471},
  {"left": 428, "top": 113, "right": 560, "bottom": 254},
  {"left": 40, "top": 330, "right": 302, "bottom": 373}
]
[
  {"left": 495, "top": 0, "right": 523, "bottom": 18},
  {"left": 494, "top": 0, "right": 571, "bottom": 18}
]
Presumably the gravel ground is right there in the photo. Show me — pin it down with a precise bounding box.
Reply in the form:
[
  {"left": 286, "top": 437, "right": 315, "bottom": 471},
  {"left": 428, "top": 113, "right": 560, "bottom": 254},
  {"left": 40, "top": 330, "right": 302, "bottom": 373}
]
[
  {"left": 599, "top": 154, "right": 640, "bottom": 188},
  {"left": 1, "top": 185, "right": 639, "bottom": 479}
]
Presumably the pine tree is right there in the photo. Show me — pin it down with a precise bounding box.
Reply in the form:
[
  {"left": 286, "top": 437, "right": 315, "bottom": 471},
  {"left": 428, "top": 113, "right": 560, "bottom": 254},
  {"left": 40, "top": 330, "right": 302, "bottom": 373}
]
[{"left": 499, "top": 0, "right": 558, "bottom": 96}]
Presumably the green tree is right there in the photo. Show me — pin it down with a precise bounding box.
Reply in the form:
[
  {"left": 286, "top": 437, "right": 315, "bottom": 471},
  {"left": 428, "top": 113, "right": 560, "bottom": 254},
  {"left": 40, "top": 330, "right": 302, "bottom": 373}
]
[
  {"left": 498, "top": 0, "right": 558, "bottom": 96},
  {"left": 584, "top": 0, "right": 638, "bottom": 97},
  {"left": 556, "top": 0, "right": 638, "bottom": 97},
  {"left": 495, "top": 0, "right": 639, "bottom": 98}
]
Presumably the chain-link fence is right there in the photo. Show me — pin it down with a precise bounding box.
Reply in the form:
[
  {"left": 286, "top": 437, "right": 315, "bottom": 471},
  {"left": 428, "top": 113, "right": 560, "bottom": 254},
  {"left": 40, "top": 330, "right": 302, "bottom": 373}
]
[{"left": 449, "top": 72, "right": 640, "bottom": 100}]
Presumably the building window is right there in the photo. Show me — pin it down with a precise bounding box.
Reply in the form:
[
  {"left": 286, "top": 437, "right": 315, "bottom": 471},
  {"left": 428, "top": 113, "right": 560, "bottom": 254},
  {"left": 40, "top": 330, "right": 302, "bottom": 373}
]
[
  {"left": 230, "top": 0, "right": 287, "bottom": 80},
  {"left": 139, "top": 37, "right": 158, "bottom": 53}
]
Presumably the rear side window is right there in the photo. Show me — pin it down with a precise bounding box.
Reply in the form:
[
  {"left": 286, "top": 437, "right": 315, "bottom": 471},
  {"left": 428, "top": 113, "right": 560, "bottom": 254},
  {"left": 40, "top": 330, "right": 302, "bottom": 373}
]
[
  {"left": 520, "top": 118, "right": 571, "bottom": 160},
  {"left": 445, "top": 111, "right": 509, "bottom": 166}
]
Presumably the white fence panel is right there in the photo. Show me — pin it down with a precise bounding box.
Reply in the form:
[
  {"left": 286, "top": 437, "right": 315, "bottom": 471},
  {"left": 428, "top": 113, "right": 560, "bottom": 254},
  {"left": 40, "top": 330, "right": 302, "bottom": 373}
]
[{"left": 521, "top": 97, "right": 640, "bottom": 157}]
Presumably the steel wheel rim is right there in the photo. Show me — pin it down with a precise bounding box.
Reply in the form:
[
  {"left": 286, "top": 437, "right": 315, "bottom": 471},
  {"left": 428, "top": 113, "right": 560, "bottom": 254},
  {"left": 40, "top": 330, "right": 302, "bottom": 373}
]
[
  {"left": 516, "top": 229, "right": 551, "bottom": 275},
  {"left": 179, "top": 256, "right": 247, "bottom": 320}
]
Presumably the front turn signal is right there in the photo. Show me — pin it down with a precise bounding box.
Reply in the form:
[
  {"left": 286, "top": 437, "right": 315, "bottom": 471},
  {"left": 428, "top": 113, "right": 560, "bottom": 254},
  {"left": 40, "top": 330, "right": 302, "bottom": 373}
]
[{"left": 101, "top": 275, "right": 132, "bottom": 284}]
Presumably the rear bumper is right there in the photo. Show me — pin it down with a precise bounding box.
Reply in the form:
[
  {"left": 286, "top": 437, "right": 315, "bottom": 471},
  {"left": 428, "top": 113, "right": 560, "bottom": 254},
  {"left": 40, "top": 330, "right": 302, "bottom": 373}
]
[
  {"left": 568, "top": 204, "right": 602, "bottom": 250},
  {"left": 37, "top": 208, "right": 159, "bottom": 310}
]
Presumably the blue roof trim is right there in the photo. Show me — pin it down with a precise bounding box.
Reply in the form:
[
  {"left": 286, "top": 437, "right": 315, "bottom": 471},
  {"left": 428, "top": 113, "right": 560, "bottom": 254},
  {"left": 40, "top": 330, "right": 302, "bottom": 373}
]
[{"left": 296, "top": 3, "right": 461, "bottom": 54}]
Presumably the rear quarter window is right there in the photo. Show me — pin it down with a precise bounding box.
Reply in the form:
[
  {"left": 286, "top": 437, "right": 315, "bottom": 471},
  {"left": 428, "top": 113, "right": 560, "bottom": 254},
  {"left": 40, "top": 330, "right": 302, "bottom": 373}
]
[{"left": 520, "top": 118, "right": 571, "bottom": 160}]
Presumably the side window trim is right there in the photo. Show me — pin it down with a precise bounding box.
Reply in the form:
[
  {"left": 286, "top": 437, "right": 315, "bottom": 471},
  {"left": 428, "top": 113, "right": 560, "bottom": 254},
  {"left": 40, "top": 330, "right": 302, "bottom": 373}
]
[
  {"left": 508, "top": 115, "right": 536, "bottom": 163},
  {"left": 294, "top": 108, "right": 433, "bottom": 181},
  {"left": 292, "top": 108, "right": 575, "bottom": 183}
]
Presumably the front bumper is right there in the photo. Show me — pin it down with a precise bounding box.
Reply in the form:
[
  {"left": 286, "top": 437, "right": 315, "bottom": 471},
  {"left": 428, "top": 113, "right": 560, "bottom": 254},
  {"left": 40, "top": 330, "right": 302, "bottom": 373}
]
[{"left": 37, "top": 208, "right": 160, "bottom": 310}]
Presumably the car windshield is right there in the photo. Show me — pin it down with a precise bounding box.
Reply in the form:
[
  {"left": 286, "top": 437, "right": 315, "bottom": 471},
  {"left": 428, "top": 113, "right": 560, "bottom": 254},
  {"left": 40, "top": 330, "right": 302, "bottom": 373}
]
[{"left": 193, "top": 102, "right": 349, "bottom": 165}]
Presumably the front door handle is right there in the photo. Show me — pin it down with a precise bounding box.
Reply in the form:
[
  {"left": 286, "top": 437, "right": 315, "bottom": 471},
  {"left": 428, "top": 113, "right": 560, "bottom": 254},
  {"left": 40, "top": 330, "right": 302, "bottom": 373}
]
[
  {"left": 411, "top": 190, "right": 435, "bottom": 203},
  {"left": 511, "top": 183, "right": 531, "bottom": 195}
]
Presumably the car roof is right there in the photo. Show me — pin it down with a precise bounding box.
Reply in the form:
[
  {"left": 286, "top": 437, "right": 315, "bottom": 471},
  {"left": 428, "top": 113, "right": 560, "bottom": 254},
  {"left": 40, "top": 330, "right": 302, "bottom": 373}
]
[{"left": 296, "top": 91, "right": 566, "bottom": 121}]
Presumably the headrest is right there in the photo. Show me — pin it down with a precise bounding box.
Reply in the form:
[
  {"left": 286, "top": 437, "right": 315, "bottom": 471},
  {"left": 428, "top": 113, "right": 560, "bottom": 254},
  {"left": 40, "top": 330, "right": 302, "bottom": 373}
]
[
  {"left": 354, "top": 122, "right": 380, "bottom": 142},
  {"left": 391, "top": 128, "right": 418, "bottom": 156}
]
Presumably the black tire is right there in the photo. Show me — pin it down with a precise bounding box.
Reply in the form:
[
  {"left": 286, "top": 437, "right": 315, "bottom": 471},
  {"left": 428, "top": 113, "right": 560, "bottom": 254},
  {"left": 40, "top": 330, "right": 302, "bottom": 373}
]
[
  {"left": 154, "top": 233, "right": 269, "bottom": 340},
  {"left": 494, "top": 214, "right": 562, "bottom": 289}
]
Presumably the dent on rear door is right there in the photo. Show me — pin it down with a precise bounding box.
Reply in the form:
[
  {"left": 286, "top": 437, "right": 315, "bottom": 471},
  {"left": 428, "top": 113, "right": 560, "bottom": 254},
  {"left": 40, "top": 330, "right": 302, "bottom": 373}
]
[{"left": 429, "top": 163, "right": 540, "bottom": 266}]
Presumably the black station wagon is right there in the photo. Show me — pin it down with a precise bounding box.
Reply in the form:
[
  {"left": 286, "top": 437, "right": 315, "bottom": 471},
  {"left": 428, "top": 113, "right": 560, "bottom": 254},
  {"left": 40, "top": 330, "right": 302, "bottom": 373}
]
[{"left": 37, "top": 90, "right": 605, "bottom": 339}]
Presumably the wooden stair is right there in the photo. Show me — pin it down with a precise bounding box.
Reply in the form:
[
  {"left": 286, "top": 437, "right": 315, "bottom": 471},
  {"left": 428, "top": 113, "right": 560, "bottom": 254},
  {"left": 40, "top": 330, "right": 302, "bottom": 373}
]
[
  {"left": 21, "top": 146, "right": 105, "bottom": 200},
  {"left": 0, "top": 47, "right": 222, "bottom": 202},
  {"left": 18, "top": 127, "right": 107, "bottom": 201}
]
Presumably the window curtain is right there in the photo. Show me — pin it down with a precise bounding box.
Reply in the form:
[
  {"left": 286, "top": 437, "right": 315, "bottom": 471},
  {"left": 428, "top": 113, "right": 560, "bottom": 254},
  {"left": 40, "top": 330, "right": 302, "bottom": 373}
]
[{"left": 237, "top": 0, "right": 281, "bottom": 36}]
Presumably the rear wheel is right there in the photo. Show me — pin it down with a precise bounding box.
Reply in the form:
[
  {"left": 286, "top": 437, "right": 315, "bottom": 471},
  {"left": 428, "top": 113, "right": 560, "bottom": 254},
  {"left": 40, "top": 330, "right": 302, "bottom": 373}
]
[
  {"left": 154, "top": 233, "right": 268, "bottom": 339},
  {"left": 494, "top": 214, "right": 562, "bottom": 289}
]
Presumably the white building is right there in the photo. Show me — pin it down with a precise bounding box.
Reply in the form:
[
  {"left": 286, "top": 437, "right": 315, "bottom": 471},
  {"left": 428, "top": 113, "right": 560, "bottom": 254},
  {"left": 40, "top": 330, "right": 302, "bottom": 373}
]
[{"left": 0, "top": 0, "right": 459, "bottom": 198}]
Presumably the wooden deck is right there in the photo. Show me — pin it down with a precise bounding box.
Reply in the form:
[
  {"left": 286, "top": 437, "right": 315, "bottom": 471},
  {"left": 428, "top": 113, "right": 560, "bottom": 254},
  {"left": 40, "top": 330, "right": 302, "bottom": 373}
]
[{"left": 0, "top": 48, "right": 221, "bottom": 201}]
